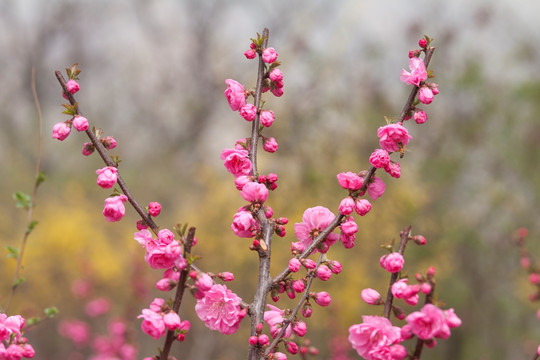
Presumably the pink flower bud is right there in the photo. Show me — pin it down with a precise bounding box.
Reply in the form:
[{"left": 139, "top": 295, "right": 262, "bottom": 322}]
[
  {"left": 148, "top": 202, "right": 161, "bottom": 217},
  {"left": 286, "top": 341, "right": 298, "bottom": 354},
  {"left": 262, "top": 47, "right": 278, "bottom": 63},
  {"left": 330, "top": 260, "right": 342, "bottom": 274},
  {"left": 369, "top": 149, "right": 390, "bottom": 169},
  {"left": 316, "top": 265, "right": 332, "bottom": 281},
  {"left": 302, "top": 303, "right": 312, "bottom": 318},
  {"left": 72, "top": 115, "right": 88, "bottom": 131},
  {"left": 269, "top": 69, "right": 283, "bottom": 82},
  {"left": 263, "top": 137, "right": 279, "bottom": 153},
  {"left": 340, "top": 218, "right": 358, "bottom": 236},
  {"left": 427, "top": 266, "right": 436, "bottom": 277},
  {"left": 156, "top": 278, "right": 175, "bottom": 291},
  {"left": 249, "top": 336, "right": 258, "bottom": 345},
  {"left": 290, "top": 241, "right": 304, "bottom": 253},
  {"left": 244, "top": 49, "right": 257, "bottom": 59},
  {"left": 444, "top": 308, "right": 462, "bottom": 328},
  {"left": 338, "top": 197, "right": 355, "bottom": 215},
  {"left": 302, "top": 259, "right": 316, "bottom": 270},
  {"left": 241, "top": 182, "right": 269, "bottom": 204},
  {"left": 430, "top": 83, "right": 439, "bottom": 95},
  {"left": 336, "top": 172, "right": 363, "bottom": 190},
  {"left": 82, "top": 142, "right": 94, "bottom": 156},
  {"left": 163, "top": 311, "right": 181, "bottom": 331},
  {"left": 96, "top": 166, "right": 118, "bottom": 189},
  {"left": 149, "top": 298, "right": 165, "bottom": 312},
  {"left": 530, "top": 273, "right": 540, "bottom": 284},
  {"left": 240, "top": 104, "right": 257, "bottom": 121},
  {"left": 103, "top": 195, "right": 128, "bottom": 222},
  {"left": 361, "top": 288, "right": 382, "bottom": 305},
  {"left": 224, "top": 79, "right": 247, "bottom": 111},
  {"left": 260, "top": 110, "right": 275, "bottom": 127},
  {"left": 355, "top": 199, "right": 372, "bottom": 216},
  {"left": 401, "top": 325, "right": 414, "bottom": 340},
  {"left": 418, "top": 86, "right": 434, "bottom": 104},
  {"left": 271, "top": 87, "right": 284, "bottom": 97},
  {"left": 421, "top": 282, "right": 432, "bottom": 294},
  {"left": 292, "top": 280, "right": 305, "bottom": 293},
  {"left": 289, "top": 258, "right": 301, "bottom": 272},
  {"left": 258, "top": 334, "right": 269, "bottom": 345},
  {"left": 340, "top": 233, "right": 356, "bottom": 249},
  {"left": 384, "top": 161, "right": 401, "bottom": 179},
  {"left": 219, "top": 272, "right": 234, "bottom": 281},
  {"left": 414, "top": 110, "right": 428, "bottom": 124},
  {"left": 66, "top": 79, "right": 80, "bottom": 94},
  {"left": 273, "top": 352, "right": 287, "bottom": 360},
  {"left": 52, "top": 122, "right": 71, "bottom": 141},
  {"left": 314, "top": 291, "right": 331, "bottom": 307},
  {"left": 136, "top": 219, "right": 148, "bottom": 230},
  {"left": 101, "top": 136, "right": 117, "bottom": 149},
  {"left": 377, "top": 123, "right": 412, "bottom": 153},
  {"left": 418, "top": 38, "right": 428, "bottom": 48},
  {"left": 292, "top": 321, "right": 307, "bottom": 337},
  {"left": 380, "top": 252, "right": 404, "bottom": 273},
  {"left": 196, "top": 273, "right": 213, "bottom": 292},
  {"left": 390, "top": 344, "right": 408, "bottom": 359}
]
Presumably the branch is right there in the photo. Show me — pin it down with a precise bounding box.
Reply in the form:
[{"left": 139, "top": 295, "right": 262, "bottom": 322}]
[
  {"left": 160, "top": 227, "right": 196, "bottom": 360},
  {"left": 54, "top": 71, "right": 159, "bottom": 235}
]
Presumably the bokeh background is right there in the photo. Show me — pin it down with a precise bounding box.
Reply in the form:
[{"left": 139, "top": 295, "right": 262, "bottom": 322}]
[{"left": 2, "top": 0, "right": 540, "bottom": 359}]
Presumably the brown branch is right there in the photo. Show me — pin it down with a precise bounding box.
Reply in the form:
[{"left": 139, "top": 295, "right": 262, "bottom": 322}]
[
  {"left": 160, "top": 227, "right": 196, "bottom": 360},
  {"left": 383, "top": 225, "right": 412, "bottom": 319},
  {"left": 54, "top": 70, "right": 159, "bottom": 235}
]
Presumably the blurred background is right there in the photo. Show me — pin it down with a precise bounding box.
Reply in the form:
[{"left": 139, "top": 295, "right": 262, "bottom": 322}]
[{"left": 2, "top": 0, "right": 540, "bottom": 359}]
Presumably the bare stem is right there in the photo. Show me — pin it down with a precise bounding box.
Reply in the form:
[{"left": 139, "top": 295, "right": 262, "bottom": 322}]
[
  {"left": 54, "top": 71, "right": 159, "bottom": 235},
  {"left": 160, "top": 227, "right": 196, "bottom": 360},
  {"left": 5, "top": 68, "right": 45, "bottom": 312}
]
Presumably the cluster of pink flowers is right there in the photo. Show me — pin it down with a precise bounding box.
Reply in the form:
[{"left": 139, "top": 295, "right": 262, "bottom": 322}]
[
  {"left": 138, "top": 298, "right": 190, "bottom": 341},
  {"left": 0, "top": 313, "right": 35, "bottom": 359},
  {"left": 349, "top": 316, "right": 406, "bottom": 360},
  {"left": 194, "top": 284, "right": 246, "bottom": 335},
  {"left": 134, "top": 228, "right": 187, "bottom": 271}
]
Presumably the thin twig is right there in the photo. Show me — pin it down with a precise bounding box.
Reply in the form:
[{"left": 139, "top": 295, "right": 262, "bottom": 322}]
[
  {"left": 54, "top": 71, "right": 159, "bottom": 235},
  {"left": 5, "top": 68, "right": 45, "bottom": 312},
  {"left": 160, "top": 227, "right": 196, "bottom": 360}
]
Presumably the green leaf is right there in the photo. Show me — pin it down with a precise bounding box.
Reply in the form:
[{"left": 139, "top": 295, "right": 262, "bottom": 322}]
[
  {"left": 187, "top": 254, "right": 201, "bottom": 265},
  {"left": 36, "top": 171, "right": 47, "bottom": 187},
  {"left": 6, "top": 246, "right": 19, "bottom": 259},
  {"left": 27, "top": 220, "right": 39, "bottom": 233},
  {"left": 13, "top": 192, "right": 31, "bottom": 209},
  {"left": 26, "top": 316, "right": 40, "bottom": 327},
  {"left": 61, "top": 103, "right": 78, "bottom": 116},
  {"left": 13, "top": 277, "right": 25, "bottom": 287},
  {"left": 44, "top": 306, "right": 59, "bottom": 318}
]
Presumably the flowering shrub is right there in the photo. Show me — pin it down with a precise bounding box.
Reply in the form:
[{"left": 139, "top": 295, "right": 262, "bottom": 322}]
[{"left": 39, "top": 30, "right": 469, "bottom": 360}]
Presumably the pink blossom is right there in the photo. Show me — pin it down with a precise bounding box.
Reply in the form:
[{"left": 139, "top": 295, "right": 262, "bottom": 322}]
[
  {"left": 0, "top": 314, "right": 23, "bottom": 342},
  {"left": 314, "top": 291, "right": 331, "bottom": 306},
  {"left": 220, "top": 148, "right": 252, "bottom": 178},
  {"left": 134, "top": 229, "right": 153, "bottom": 247},
  {"left": 418, "top": 86, "right": 434, "bottom": 104},
  {"left": 390, "top": 279, "right": 409, "bottom": 299},
  {"left": 348, "top": 316, "right": 402, "bottom": 359},
  {"left": 444, "top": 308, "right": 462, "bottom": 328},
  {"left": 138, "top": 309, "right": 166, "bottom": 339},
  {"left": 156, "top": 229, "right": 175, "bottom": 245},
  {"left": 414, "top": 110, "right": 428, "bottom": 124},
  {"left": 145, "top": 240, "right": 184, "bottom": 270},
  {"left": 421, "top": 282, "right": 432, "bottom": 294},
  {"left": 330, "top": 260, "right": 342, "bottom": 274},
  {"left": 96, "top": 166, "right": 118, "bottom": 189},
  {"left": 263, "top": 137, "right": 279, "bottom": 153},
  {"left": 369, "top": 149, "right": 390, "bottom": 169},
  {"left": 380, "top": 252, "right": 404, "bottom": 273},
  {"left": 72, "top": 115, "right": 88, "bottom": 131},
  {"left": 400, "top": 57, "right": 427, "bottom": 86},
  {"left": 292, "top": 280, "right": 305, "bottom": 293},
  {"left": 262, "top": 47, "right": 278, "bottom": 63},
  {"left": 336, "top": 172, "right": 363, "bottom": 190},
  {"left": 302, "top": 259, "right": 317, "bottom": 270},
  {"left": 195, "top": 284, "right": 246, "bottom": 335},
  {"left": 264, "top": 304, "right": 292, "bottom": 338},
  {"left": 288, "top": 258, "right": 301, "bottom": 272},
  {"left": 286, "top": 341, "right": 299, "bottom": 354},
  {"left": 196, "top": 273, "right": 214, "bottom": 292},
  {"left": 338, "top": 197, "right": 355, "bottom": 215},
  {"left": 273, "top": 352, "right": 287, "bottom": 360},
  {"left": 156, "top": 278, "right": 175, "bottom": 291},
  {"left": 361, "top": 288, "right": 382, "bottom": 305},
  {"left": 316, "top": 264, "right": 332, "bottom": 281},
  {"left": 340, "top": 233, "right": 356, "bottom": 249},
  {"left": 163, "top": 312, "right": 181, "bottom": 331},
  {"left": 244, "top": 49, "right": 256, "bottom": 59},
  {"left": 148, "top": 202, "right": 161, "bottom": 217},
  {"left": 405, "top": 304, "right": 448, "bottom": 340},
  {"left": 271, "top": 87, "right": 284, "bottom": 97},
  {"left": 240, "top": 104, "right": 257, "bottom": 121},
  {"left": 294, "top": 206, "right": 339, "bottom": 252},
  {"left": 260, "top": 110, "right": 275, "bottom": 127},
  {"left": 384, "top": 161, "right": 401, "bottom": 179},
  {"left": 355, "top": 198, "right": 372, "bottom": 216},
  {"left": 58, "top": 319, "right": 90, "bottom": 346},
  {"left": 224, "top": 79, "right": 246, "bottom": 111},
  {"left": 231, "top": 210, "right": 258, "bottom": 238},
  {"left": 52, "top": 122, "right": 71, "bottom": 141},
  {"left": 377, "top": 123, "right": 412, "bottom": 153},
  {"left": 234, "top": 175, "right": 252, "bottom": 190},
  {"left": 367, "top": 176, "right": 386, "bottom": 200},
  {"left": 66, "top": 79, "right": 80, "bottom": 94},
  {"left": 85, "top": 297, "right": 111, "bottom": 317},
  {"left": 430, "top": 83, "right": 439, "bottom": 95},
  {"left": 149, "top": 298, "right": 165, "bottom": 313},
  {"left": 240, "top": 182, "right": 268, "bottom": 203},
  {"left": 102, "top": 195, "right": 128, "bottom": 222}
]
